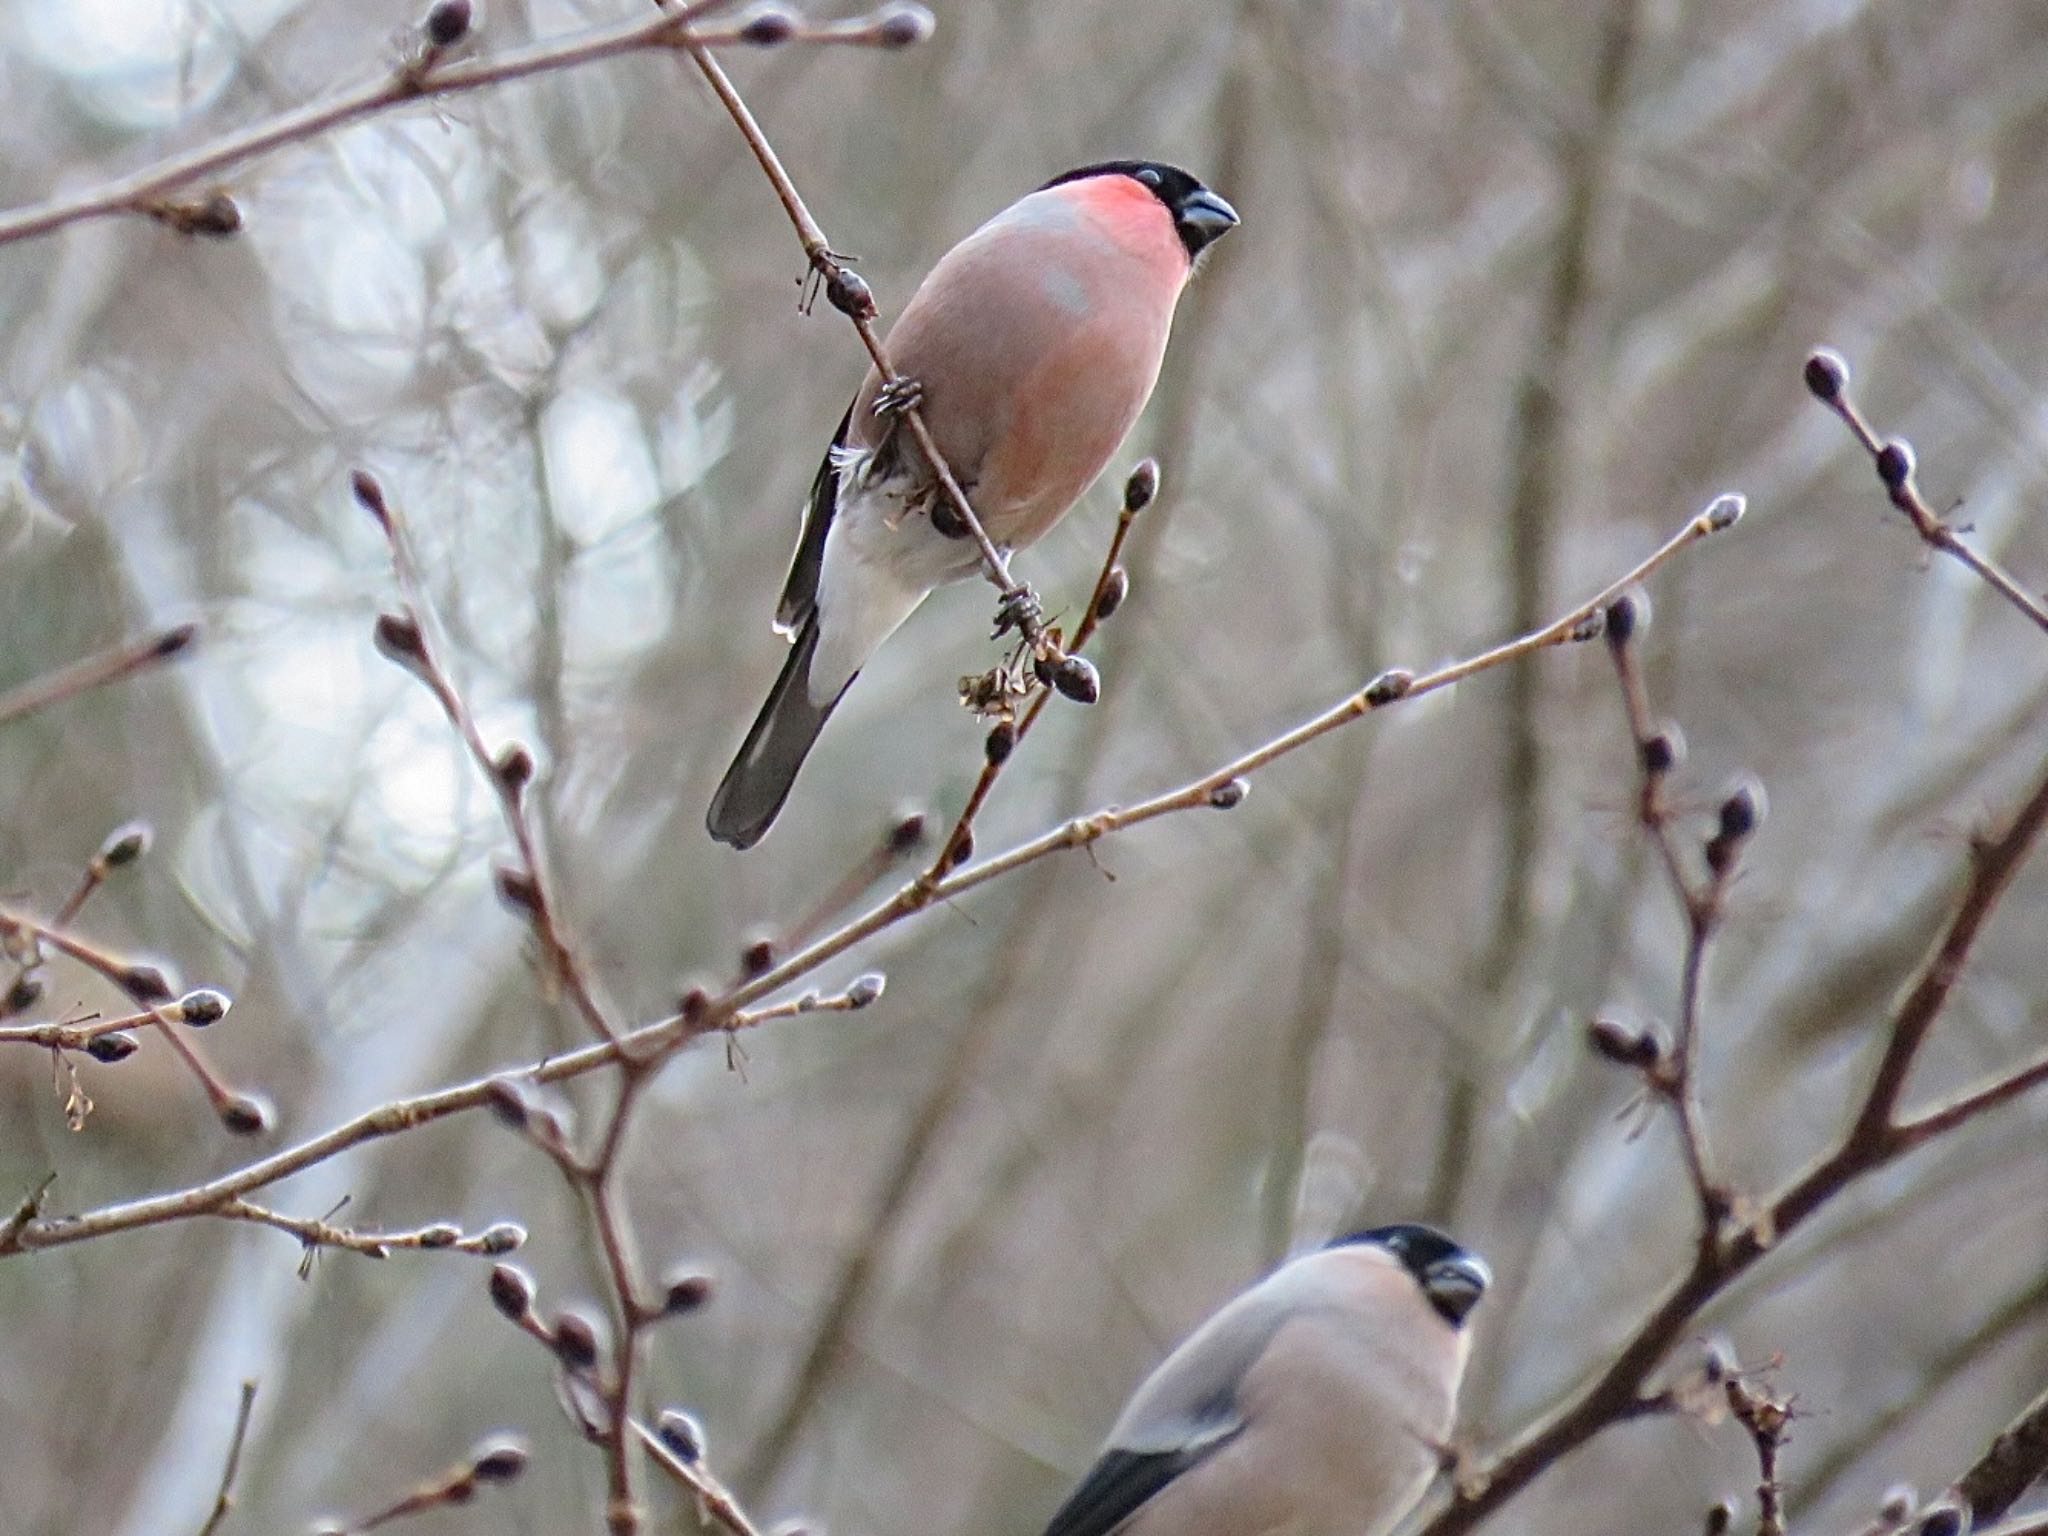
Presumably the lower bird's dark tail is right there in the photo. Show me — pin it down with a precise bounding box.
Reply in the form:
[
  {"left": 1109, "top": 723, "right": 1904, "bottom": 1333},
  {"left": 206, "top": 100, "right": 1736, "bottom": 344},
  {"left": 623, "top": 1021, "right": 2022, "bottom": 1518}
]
[{"left": 707, "top": 616, "right": 847, "bottom": 849}]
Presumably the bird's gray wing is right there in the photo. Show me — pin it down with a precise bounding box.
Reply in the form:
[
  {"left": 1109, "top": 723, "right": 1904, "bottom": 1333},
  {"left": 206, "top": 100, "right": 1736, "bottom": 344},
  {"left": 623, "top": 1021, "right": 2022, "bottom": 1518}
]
[
  {"left": 1041, "top": 1284, "right": 1298, "bottom": 1536},
  {"left": 775, "top": 401, "right": 854, "bottom": 634}
]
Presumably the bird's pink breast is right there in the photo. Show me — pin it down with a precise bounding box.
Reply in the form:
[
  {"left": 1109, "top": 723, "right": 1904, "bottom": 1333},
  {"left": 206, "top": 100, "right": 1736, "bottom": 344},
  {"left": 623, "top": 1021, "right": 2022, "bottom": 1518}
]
[{"left": 851, "top": 178, "right": 1190, "bottom": 548}]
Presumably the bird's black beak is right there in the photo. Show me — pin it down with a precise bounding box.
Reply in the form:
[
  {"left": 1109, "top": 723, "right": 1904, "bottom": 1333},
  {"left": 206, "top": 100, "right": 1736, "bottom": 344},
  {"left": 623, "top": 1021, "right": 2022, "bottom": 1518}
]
[
  {"left": 1421, "top": 1252, "right": 1491, "bottom": 1328},
  {"left": 1175, "top": 188, "right": 1239, "bottom": 257}
]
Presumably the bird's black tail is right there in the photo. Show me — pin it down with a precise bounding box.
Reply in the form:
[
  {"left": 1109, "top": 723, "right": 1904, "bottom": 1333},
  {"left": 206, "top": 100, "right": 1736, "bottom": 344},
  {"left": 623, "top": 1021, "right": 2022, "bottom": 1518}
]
[{"left": 707, "top": 616, "right": 847, "bottom": 849}]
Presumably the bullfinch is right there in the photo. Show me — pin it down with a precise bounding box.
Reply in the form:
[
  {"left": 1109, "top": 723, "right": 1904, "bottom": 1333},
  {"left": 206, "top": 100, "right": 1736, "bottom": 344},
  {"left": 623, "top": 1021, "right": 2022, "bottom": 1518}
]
[
  {"left": 1040, "top": 1225, "right": 1490, "bottom": 1536},
  {"left": 707, "top": 161, "right": 1238, "bottom": 849}
]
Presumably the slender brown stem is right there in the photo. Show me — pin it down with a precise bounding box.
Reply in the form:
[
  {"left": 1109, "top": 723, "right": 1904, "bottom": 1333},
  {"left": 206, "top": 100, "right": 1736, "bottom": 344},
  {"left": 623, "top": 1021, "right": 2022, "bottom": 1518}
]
[
  {"left": 0, "top": 623, "right": 198, "bottom": 727},
  {"left": 2, "top": 494, "right": 1740, "bottom": 1257},
  {"left": 361, "top": 473, "right": 620, "bottom": 1045},
  {"left": 0, "top": 2, "right": 934, "bottom": 250},
  {"left": 1807, "top": 351, "right": 2048, "bottom": 635},
  {"left": 194, "top": 1380, "right": 258, "bottom": 1536},
  {"left": 1416, "top": 751, "right": 2048, "bottom": 1536}
]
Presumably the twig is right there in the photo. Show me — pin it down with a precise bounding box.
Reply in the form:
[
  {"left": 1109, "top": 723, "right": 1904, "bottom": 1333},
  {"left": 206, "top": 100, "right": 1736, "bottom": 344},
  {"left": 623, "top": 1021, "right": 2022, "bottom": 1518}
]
[
  {"left": 0, "top": 2, "right": 933, "bottom": 250},
  {"left": 0, "top": 491, "right": 1743, "bottom": 1257},
  {"left": 925, "top": 459, "right": 1158, "bottom": 876},
  {"left": 1955, "top": 1384, "right": 2048, "bottom": 1527},
  {"left": 1597, "top": 592, "right": 1761, "bottom": 1234},
  {"left": 0, "top": 904, "right": 260, "bottom": 1133},
  {"left": 1804, "top": 349, "right": 2048, "bottom": 635},
  {"left": 0, "top": 821, "right": 152, "bottom": 1020},
  {"left": 215, "top": 1198, "right": 523, "bottom": 1269},
  {"left": 683, "top": 35, "right": 1065, "bottom": 663},
  {"left": 631, "top": 1417, "right": 770, "bottom": 1536},
  {"left": 1725, "top": 1373, "right": 1792, "bottom": 1536},
  {"left": 1416, "top": 751, "right": 2048, "bottom": 1536},
  {"left": 0, "top": 623, "right": 197, "bottom": 728},
  {"left": 354, "top": 470, "right": 620, "bottom": 1045},
  {"left": 195, "top": 1379, "right": 259, "bottom": 1536},
  {"left": 313, "top": 1435, "right": 528, "bottom": 1534}
]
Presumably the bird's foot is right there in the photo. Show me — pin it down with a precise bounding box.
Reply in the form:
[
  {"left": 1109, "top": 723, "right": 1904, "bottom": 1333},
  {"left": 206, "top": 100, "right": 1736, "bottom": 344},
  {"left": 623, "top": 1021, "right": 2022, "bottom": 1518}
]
[
  {"left": 992, "top": 583, "right": 1045, "bottom": 641},
  {"left": 874, "top": 375, "right": 925, "bottom": 419}
]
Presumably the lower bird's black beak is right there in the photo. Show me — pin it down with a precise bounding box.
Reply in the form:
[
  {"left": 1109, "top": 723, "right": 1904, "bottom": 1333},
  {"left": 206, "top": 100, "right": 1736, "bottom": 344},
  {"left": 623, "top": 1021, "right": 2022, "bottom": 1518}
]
[{"left": 1422, "top": 1253, "right": 1491, "bottom": 1327}]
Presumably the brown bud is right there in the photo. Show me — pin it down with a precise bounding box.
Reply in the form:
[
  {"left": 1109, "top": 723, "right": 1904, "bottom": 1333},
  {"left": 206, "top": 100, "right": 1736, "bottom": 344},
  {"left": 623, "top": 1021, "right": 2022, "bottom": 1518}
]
[
  {"left": 483, "top": 1074, "right": 534, "bottom": 1131},
  {"left": 423, "top": 0, "right": 472, "bottom": 47},
  {"left": 1208, "top": 778, "right": 1247, "bottom": 810},
  {"left": 886, "top": 810, "right": 927, "bottom": 854},
  {"left": 551, "top": 1307, "right": 604, "bottom": 1370},
  {"left": 985, "top": 720, "right": 1017, "bottom": 766},
  {"left": 1875, "top": 439, "right": 1915, "bottom": 493},
  {"left": 1803, "top": 348, "right": 1848, "bottom": 401},
  {"left": 119, "top": 964, "right": 175, "bottom": 1003},
  {"left": 741, "top": 936, "right": 776, "bottom": 977},
  {"left": 477, "top": 1222, "right": 526, "bottom": 1254},
  {"left": 1704, "top": 1499, "right": 1735, "bottom": 1536},
  {"left": 350, "top": 469, "right": 390, "bottom": 526},
  {"left": 1123, "top": 457, "right": 1160, "bottom": 513},
  {"left": 1052, "top": 655, "right": 1100, "bottom": 704},
  {"left": 87, "top": 1031, "right": 140, "bottom": 1063},
  {"left": 5, "top": 976, "right": 44, "bottom": 1016},
  {"left": 1093, "top": 566, "right": 1129, "bottom": 623},
  {"left": 1705, "top": 777, "right": 1767, "bottom": 875},
  {"left": 825, "top": 266, "right": 877, "bottom": 322},
  {"left": 1587, "top": 1015, "right": 1662, "bottom": 1071},
  {"left": 470, "top": 1435, "right": 529, "bottom": 1483},
  {"left": 417, "top": 1222, "right": 462, "bottom": 1249},
  {"left": 96, "top": 821, "right": 152, "bottom": 869},
  {"left": 1364, "top": 669, "right": 1413, "bottom": 705},
  {"left": 488, "top": 1262, "right": 535, "bottom": 1320},
  {"left": 220, "top": 1093, "right": 273, "bottom": 1135},
  {"left": 1879, "top": 1486, "right": 1917, "bottom": 1525},
  {"left": 678, "top": 986, "right": 711, "bottom": 1026},
  {"left": 373, "top": 612, "right": 428, "bottom": 672},
  {"left": 870, "top": 1, "right": 934, "bottom": 47},
  {"left": 151, "top": 622, "right": 201, "bottom": 659},
  {"left": 656, "top": 1407, "right": 705, "bottom": 1462},
  {"left": 1914, "top": 1503, "right": 1966, "bottom": 1536},
  {"left": 948, "top": 828, "right": 973, "bottom": 867},
  {"left": 1604, "top": 592, "right": 1645, "bottom": 648},
  {"left": 844, "top": 972, "right": 886, "bottom": 1009},
  {"left": 493, "top": 743, "right": 535, "bottom": 794},
  {"left": 174, "top": 987, "right": 231, "bottom": 1026},
  {"left": 661, "top": 1268, "right": 714, "bottom": 1315},
  {"left": 1704, "top": 492, "right": 1745, "bottom": 531},
  {"left": 493, "top": 863, "right": 539, "bottom": 915},
  {"left": 1641, "top": 729, "right": 1681, "bottom": 776},
  {"left": 738, "top": 3, "right": 797, "bottom": 43}
]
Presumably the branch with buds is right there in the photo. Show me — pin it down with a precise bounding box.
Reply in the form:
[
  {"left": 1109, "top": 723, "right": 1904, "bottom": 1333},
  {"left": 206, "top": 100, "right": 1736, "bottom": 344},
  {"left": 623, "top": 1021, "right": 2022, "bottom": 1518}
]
[{"left": 0, "top": 1, "right": 937, "bottom": 249}]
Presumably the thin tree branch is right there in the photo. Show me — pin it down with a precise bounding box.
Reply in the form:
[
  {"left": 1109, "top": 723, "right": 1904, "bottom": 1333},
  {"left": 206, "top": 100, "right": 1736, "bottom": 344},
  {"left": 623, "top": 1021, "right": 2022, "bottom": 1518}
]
[
  {"left": 0, "top": 493, "right": 1741, "bottom": 1258},
  {"left": 354, "top": 470, "right": 620, "bottom": 1046},
  {"left": 1805, "top": 349, "right": 2048, "bottom": 636},
  {"left": 194, "top": 1380, "right": 258, "bottom": 1536},
  {"left": 1955, "top": 1384, "right": 2048, "bottom": 1526},
  {"left": 0, "top": 623, "right": 198, "bottom": 728},
  {"left": 0, "top": 2, "right": 929, "bottom": 250},
  {"left": 1417, "top": 750, "right": 2048, "bottom": 1536}
]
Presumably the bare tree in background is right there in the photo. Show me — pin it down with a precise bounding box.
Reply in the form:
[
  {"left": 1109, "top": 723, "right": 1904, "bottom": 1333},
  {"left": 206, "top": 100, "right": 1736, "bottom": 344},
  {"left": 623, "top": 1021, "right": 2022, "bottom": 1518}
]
[{"left": 2, "top": 4, "right": 2047, "bottom": 1536}]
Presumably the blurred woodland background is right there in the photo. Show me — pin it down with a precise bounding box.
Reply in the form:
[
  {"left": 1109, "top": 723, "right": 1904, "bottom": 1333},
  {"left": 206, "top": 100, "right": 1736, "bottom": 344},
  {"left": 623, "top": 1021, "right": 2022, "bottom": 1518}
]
[{"left": 3, "top": 1, "right": 2047, "bottom": 1533}]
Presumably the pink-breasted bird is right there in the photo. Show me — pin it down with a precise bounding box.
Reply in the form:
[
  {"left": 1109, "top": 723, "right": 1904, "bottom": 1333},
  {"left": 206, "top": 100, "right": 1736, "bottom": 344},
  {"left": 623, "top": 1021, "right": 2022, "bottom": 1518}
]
[{"left": 707, "top": 161, "right": 1237, "bottom": 849}]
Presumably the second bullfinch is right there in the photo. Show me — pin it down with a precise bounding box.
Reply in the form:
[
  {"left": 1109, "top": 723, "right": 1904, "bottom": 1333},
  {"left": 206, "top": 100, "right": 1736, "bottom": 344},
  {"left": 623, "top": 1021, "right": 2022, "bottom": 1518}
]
[
  {"left": 1040, "top": 1225, "right": 1490, "bottom": 1536},
  {"left": 707, "top": 161, "right": 1237, "bottom": 849}
]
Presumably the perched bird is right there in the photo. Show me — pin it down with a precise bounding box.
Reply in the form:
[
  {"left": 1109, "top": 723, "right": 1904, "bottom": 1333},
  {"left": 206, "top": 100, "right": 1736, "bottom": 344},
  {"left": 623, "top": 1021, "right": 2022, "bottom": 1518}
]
[
  {"left": 707, "top": 161, "right": 1238, "bottom": 848},
  {"left": 1040, "top": 1225, "right": 1490, "bottom": 1536}
]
